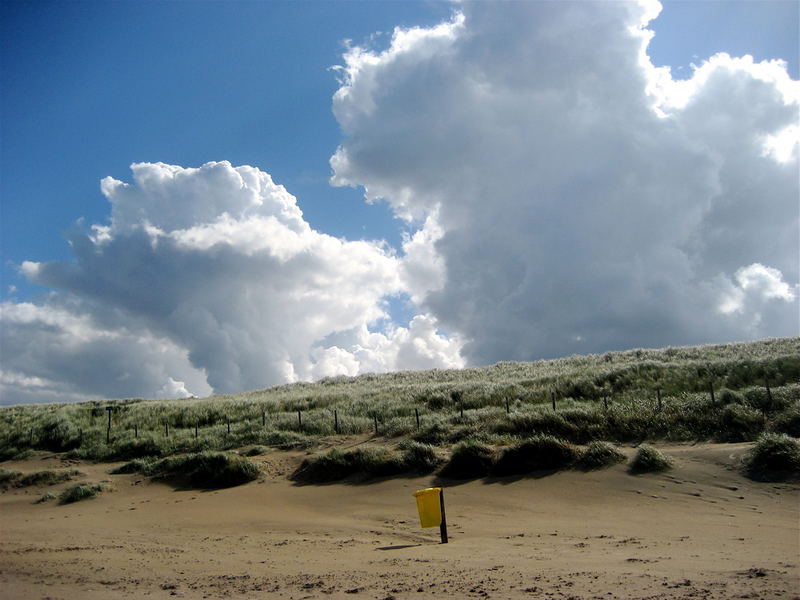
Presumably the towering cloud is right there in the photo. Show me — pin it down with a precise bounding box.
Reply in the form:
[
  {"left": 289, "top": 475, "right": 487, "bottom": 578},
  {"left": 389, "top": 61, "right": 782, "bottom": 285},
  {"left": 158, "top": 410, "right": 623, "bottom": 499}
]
[
  {"left": 331, "top": 0, "right": 798, "bottom": 364},
  {"left": 2, "top": 162, "right": 462, "bottom": 404}
]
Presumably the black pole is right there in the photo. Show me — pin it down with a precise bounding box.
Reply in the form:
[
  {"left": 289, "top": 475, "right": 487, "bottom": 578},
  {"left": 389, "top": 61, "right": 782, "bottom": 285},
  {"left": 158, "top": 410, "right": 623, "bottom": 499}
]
[
  {"left": 439, "top": 489, "right": 448, "bottom": 544},
  {"left": 415, "top": 408, "right": 420, "bottom": 429},
  {"left": 764, "top": 375, "right": 773, "bottom": 410},
  {"left": 334, "top": 410, "right": 340, "bottom": 434},
  {"left": 297, "top": 409, "right": 302, "bottom": 430}
]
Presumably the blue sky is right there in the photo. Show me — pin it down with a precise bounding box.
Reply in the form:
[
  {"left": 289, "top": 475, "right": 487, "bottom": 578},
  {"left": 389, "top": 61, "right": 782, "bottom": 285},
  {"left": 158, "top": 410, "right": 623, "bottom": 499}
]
[
  {"left": 2, "top": 0, "right": 796, "bottom": 303},
  {"left": 1, "top": 1, "right": 798, "bottom": 404}
]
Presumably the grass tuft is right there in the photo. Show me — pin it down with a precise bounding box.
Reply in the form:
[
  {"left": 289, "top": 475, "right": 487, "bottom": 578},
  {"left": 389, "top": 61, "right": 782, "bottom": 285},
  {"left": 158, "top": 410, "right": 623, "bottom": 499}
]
[
  {"left": 743, "top": 433, "right": 800, "bottom": 481},
  {"left": 439, "top": 440, "right": 495, "bottom": 480},
  {"left": 491, "top": 435, "right": 578, "bottom": 477},
  {"left": 58, "top": 482, "right": 106, "bottom": 504},
  {"left": 17, "top": 469, "right": 82, "bottom": 487},
  {"left": 292, "top": 446, "right": 407, "bottom": 483},
  {"left": 628, "top": 445, "right": 672, "bottom": 474},
  {"left": 147, "top": 452, "right": 259, "bottom": 488},
  {"left": 576, "top": 441, "right": 626, "bottom": 471},
  {"left": 398, "top": 440, "right": 443, "bottom": 474}
]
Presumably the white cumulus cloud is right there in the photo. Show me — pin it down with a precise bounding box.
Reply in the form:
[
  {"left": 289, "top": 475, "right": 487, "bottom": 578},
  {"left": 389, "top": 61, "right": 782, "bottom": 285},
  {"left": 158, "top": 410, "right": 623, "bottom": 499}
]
[
  {"left": 2, "top": 161, "right": 462, "bottom": 404},
  {"left": 330, "top": 0, "right": 799, "bottom": 363}
]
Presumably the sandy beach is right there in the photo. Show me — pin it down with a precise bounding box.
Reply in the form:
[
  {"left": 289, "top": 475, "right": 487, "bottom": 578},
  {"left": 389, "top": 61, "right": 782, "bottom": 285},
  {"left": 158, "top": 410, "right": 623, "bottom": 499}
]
[{"left": 1, "top": 442, "right": 798, "bottom": 600}]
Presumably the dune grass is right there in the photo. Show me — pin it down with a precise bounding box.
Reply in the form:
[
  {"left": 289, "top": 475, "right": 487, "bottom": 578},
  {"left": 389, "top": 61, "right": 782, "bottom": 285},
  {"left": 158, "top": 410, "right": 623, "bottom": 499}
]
[
  {"left": 629, "top": 444, "right": 672, "bottom": 474},
  {"left": 576, "top": 441, "right": 626, "bottom": 471},
  {"left": 58, "top": 482, "right": 107, "bottom": 504},
  {"left": 114, "top": 451, "right": 259, "bottom": 488},
  {"left": 0, "top": 338, "right": 796, "bottom": 484},
  {"left": 743, "top": 433, "right": 800, "bottom": 481},
  {"left": 439, "top": 440, "right": 495, "bottom": 480}
]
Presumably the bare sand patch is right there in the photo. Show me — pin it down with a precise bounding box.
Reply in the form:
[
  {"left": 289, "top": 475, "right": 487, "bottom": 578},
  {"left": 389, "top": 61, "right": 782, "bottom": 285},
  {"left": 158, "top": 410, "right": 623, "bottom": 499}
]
[{"left": 1, "top": 443, "right": 797, "bottom": 599}]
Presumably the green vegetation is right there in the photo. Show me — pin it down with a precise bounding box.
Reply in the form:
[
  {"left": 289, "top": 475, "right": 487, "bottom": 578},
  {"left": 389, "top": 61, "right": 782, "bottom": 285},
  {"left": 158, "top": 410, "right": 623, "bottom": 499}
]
[
  {"left": 743, "top": 433, "right": 800, "bottom": 481},
  {"left": 292, "top": 442, "right": 443, "bottom": 483},
  {"left": 491, "top": 435, "right": 579, "bottom": 476},
  {"left": 439, "top": 440, "right": 495, "bottom": 480},
  {"left": 115, "top": 451, "right": 259, "bottom": 488},
  {"left": 0, "top": 338, "right": 797, "bottom": 485},
  {"left": 629, "top": 444, "right": 673, "bottom": 474},
  {"left": 58, "top": 482, "right": 107, "bottom": 504},
  {"left": 0, "top": 468, "right": 82, "bottom": 488},
  {"left": 576, "top": 441, "right": 626, "bottom": 471},
  {"left": 35, "top": 491, "right": 56, "bottom": 503}
]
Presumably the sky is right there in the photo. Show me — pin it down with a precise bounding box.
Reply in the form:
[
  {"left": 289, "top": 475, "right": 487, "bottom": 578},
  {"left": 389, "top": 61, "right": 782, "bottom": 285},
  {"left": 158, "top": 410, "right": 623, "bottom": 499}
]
[{"left": 0, "top": 0, "right": 798, "bottom": 405}]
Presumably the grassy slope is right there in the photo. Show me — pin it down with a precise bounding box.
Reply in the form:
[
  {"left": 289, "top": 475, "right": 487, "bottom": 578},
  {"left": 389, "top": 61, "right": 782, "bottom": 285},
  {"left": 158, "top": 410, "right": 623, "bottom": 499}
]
[{"left": 1, "top": 338, "right": 798, "bottom": 471}]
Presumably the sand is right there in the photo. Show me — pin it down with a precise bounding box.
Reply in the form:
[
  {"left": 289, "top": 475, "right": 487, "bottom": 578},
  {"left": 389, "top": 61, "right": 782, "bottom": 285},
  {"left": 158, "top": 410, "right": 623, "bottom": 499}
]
[{"left": 1, "top": 441, "right": 798, "bottom": 600}]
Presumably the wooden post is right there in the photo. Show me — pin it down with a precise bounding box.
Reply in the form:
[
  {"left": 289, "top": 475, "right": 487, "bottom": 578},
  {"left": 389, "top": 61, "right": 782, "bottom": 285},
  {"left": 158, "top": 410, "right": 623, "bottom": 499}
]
[
  {"left": 226, "top": 418, "right": 231, "bottom": 435},
  {"left": 373, "top": 414, "right": 379, "bottom": 435},
  {"left": 603, "top": 396, "right": 608, "bottom": 411},
  {"left": 551, "top": 391, "right": 556, "bottom": 411},
  {"left": 764, "top": 375, "right": 773, "bottom": 410},
  {"left": 106, "top": 406, "right": 113, "bottom": 443},
  {"left": 656, "top": 388, "right": 662, "bottom": 412},
  {"left": 505, "top": 397, "right": 510, "bottom": 414},
  {"left": 709, "top": 380, "right": 716, "bottom": 406},
  {"left": 297, "top": 410, "right": 302, "bottom": 430},
  {"left": 415, "top": 408, "right": 420, "bottom": 429},
  {"left": 334, "top": 410, "right": 340, "bottom": 434},
  {"left": 29, "top": 428, "right": 34, "bottom": 445},
  {"left": 262, "top": 411, "right": 266, "bottom": 427},
  {"left": 460, "top": 401, "right": 464, "bottom": 419},
  {"left": 164, "top": 422, "right": 169, "bottom": 437},
  {"left": 194, "top": 424, "right": 198, "bottom": 439},
  {"left": 134, "top": 424, "right": 138, "bottom": 439},
  {"left": 439, "top": 488, "right": 448, "bottom": 544}
]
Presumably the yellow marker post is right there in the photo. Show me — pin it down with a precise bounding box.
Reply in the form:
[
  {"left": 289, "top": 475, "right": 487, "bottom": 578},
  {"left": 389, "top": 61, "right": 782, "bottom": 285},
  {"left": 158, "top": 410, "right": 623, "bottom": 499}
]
[{"left": 413, "top": 487, "right": 448, "bottom": 544}]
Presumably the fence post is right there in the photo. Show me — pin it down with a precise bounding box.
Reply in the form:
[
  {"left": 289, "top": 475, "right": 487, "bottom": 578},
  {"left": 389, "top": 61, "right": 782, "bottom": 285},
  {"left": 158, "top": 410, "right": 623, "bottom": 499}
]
[
  {"left": 709, "top": 380, "right": 716, "bottom": 406},
  {"left": 227, "top": 418, "right": 231, "bottom": 435},
  {"left": 415, "top": 408, "right": 420, "bottom": 429},
  {"left": 334, "top": 410, "right": 340, "bottom": 434},
  {"left": 551, "top": 391, "right": 556, "bottom": 411},
  {"left": 764, "top": 375, "right": 773, "bottom": 410},
  {"left": 297, "top": 410, "right": 302, "bottom": 430},
  {"left": 106, "top": 406, "right": 113, "bottom": 444},
  {"left": 373, "top": 414, "right": 379, "bottom": 435},
  {"left": 505, "top": 397, "right": 510, "bottom": 414},
  {"left": 164, "top": 421, "right": 169, "bottom": 437},
  {"left": 656, "top": 388, "right": 662, "bottom": 412},
  {"left": 262, "top": 411, "right": 266, "bottom": 427},
  {"left": 603, "top": 396, "right": 609, "bottom": 411},
  {"left": 134, "top": 424, "right": 138, "bottom": 439}
]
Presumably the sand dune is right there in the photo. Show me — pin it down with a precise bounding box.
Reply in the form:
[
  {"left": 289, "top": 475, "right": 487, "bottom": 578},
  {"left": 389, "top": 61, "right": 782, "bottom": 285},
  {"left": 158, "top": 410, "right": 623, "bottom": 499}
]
[{"left": 1, "top": 442, "right": 798, "bottom": 599}]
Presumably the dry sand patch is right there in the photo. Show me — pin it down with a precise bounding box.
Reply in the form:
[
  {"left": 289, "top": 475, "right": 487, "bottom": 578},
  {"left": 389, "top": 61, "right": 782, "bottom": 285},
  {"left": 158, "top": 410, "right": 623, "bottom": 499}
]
[{"left": 1, "top": 443, "right": 797, "bottom": 599}]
